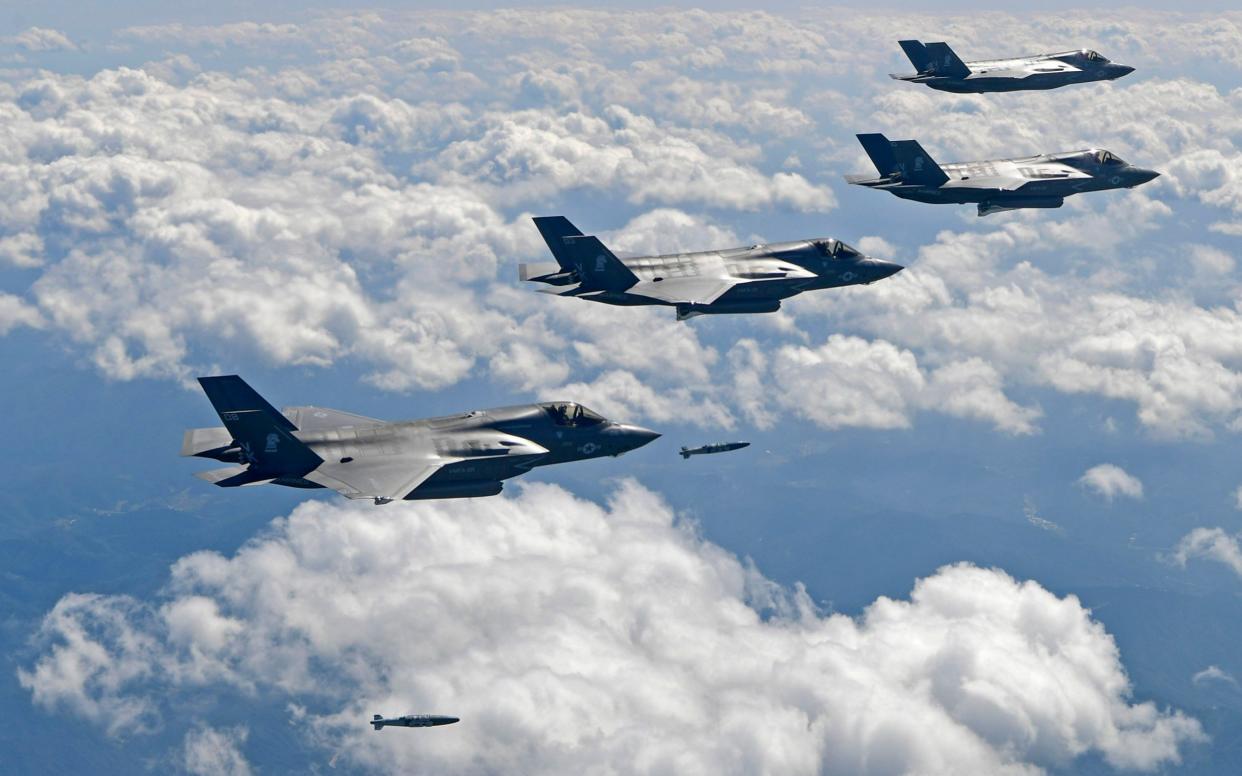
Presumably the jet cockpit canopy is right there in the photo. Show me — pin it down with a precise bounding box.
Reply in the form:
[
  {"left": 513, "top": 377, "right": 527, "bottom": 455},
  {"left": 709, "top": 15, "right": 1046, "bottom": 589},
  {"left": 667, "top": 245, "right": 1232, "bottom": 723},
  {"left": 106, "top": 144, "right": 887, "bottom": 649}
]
[
  {"left": 1056, "top": 149, "right": 1126, "bottom": 169},
  {"left": 1083, "top": 50, "right": 1109, "bottom": 63},
  {"left": 813, "top": 239, "right": 862, "bottom": 260},
  {"left": 543, "top": 402, "right": 607, "bottom": 428},
  {"left": 1093, "top": 149, "right": 1125, "bottom": 165}
]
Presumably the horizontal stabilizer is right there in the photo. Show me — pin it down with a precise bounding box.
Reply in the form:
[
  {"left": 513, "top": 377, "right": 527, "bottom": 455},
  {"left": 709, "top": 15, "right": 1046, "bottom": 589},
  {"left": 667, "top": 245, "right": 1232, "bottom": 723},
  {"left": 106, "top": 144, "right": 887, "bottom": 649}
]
[
  {"left": 181, "top": 426, "right": 233, "bottom": 458},
  {"left": 845, "top": 173, "right": 882, "bottom": 185},
  {"left": 194, "top": 466, "right": 276, "bottom": 487},
  {"left": 518, "top": 260, "right": 579, "bottom": 286}
]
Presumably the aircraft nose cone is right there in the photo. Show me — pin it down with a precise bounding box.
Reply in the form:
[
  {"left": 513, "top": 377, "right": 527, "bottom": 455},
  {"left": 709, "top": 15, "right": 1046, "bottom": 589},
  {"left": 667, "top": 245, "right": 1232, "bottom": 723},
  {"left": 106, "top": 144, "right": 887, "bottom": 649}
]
[
  {"left": 876, "top": 261, "right": 904, "bottom": 280},
  {"left": 629, "top": 426, "right": 661, "bottom": 449},
  {"left": 1131, "top": 168, "right": 1160, "bottom": 186},
  {"left": 609, "top": 424, "right": 661, "bottom": 452},
  {"left": 865, "top": 259, "right": 904, "bottom": 281},
  {"left": 1113, "top": 64, "right": 1135, "bottom": 78}
]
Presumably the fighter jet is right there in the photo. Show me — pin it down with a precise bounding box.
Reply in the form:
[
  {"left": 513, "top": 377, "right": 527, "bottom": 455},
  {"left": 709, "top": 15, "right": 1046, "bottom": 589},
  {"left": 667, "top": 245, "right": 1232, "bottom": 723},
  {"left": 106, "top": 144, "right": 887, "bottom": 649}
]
[
  {"left": 371, "top": 714, "right": 459, "bottom": 730},
  {"left": 520, "top": 217, "right": 903, "bottom": 321},
  {"left": 680, "top": 441, "right": 750, "bottom": 460},
  {"left": 891, "top": 40, "right": 1134, "bottom": 93},
  {"left": 181, "top": 375, "right": 660, "bottom": 503},
  {"left": 846, "top": 134, "right": 1159, "bottom": 216}
]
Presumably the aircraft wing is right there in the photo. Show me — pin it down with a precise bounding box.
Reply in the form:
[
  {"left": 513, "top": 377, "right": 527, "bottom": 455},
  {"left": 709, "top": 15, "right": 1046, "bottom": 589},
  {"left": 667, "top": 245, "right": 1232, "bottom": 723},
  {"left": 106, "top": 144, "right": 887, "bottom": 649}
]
[
  {"left": 304, "top": 454, "right": 450, "bottom": 502},
  {"left": 282, "top": 405, "right": 386, "bottom": 431},
  {"left": 632, "top": 276, "right": 739, "bottom": 305},
  {"left": 1026, "top": 62, "right": 1080, "bottom": 75},
  {"left": 303, "top": 431, "right": 550, "bottom": 502},
  {"left": 958, "top": 175, "right": 1032, "bottom": 192}
]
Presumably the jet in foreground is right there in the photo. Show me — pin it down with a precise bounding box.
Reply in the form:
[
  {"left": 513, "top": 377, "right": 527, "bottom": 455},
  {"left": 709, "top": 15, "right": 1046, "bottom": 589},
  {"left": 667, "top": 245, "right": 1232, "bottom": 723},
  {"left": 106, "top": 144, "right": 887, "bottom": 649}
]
[
  {"left": 520, "top": 217, "right": 903, "bottom": 321},
  {"left": 847, "top": 134, "right": 1159, "bottom": 216},
  {"left": 680, "top": 441, "right": 750, "bottom": 459},
  {"left": 372, "top": 714, "right": 459, "bottom": 730},
  {"left": 182, "top": 376, "right": 660, "bottom": 503},
  {"left": 891, "top": 40, "right": 1134, "bottom": 93}
]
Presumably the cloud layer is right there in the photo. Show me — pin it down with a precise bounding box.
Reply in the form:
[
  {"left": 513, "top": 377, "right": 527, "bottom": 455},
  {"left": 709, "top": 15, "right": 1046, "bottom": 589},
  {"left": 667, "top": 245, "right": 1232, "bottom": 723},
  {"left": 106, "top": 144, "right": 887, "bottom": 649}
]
[
  {"left": 19, "top": 481, "right": 1204, "bottom": 774},
  {"left": 3, "top": 11, "right": 1242, "bottom": 438}
]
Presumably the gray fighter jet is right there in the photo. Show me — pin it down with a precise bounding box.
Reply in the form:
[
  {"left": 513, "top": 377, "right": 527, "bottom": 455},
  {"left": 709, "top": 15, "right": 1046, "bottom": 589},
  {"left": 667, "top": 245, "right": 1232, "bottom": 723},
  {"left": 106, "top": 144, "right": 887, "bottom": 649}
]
[
  {"left": 892, "top": 41, "right": 1134, "bottom": 93},
  {"left": 847, "top": 134, "right": 1159, "bottom": 216},
  {"left": 182, "top": 376, "right": 660, "bottom": 503},
  {"left": 520, "top": 217, "right": 903, "bottom": 321},
  {"left": 680, "top": 442, "right": 750, "bottom": 459},
  {"left": 372, "top": 714, "right": 459, "bottom": 730}
]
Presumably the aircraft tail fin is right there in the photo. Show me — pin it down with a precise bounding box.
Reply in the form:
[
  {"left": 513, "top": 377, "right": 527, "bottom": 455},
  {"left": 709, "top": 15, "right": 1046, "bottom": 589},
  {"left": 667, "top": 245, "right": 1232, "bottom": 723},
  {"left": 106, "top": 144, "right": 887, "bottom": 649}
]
[
  {"left": 856, "top": 133, "right": 900, "bottom": 177},
  {"left": 858, "top": 134, "right": 948, "bottom": 186},
  {"left": 196, "top": 376, "right": 323, "bottom": 476},
  {"left": 533, "top": 216, "right": 586, "bottom": 272},
  {"left": 560, "top": 235, "right": 639, "bottom": 292},
  {"left": 680, "top": 447, "right": 691, "bottom": 459},
  {"left": 888, "top": 139, "right": 949, "bottom": 186},
  {"left": 923, "top": 42, "right": 970, "bottom": 78},
  {"left": 372, "top": 715, "right": 384, "bottom": 731},
  {"left": 897, "top": 40, "right": 930, "bottom": 72}
]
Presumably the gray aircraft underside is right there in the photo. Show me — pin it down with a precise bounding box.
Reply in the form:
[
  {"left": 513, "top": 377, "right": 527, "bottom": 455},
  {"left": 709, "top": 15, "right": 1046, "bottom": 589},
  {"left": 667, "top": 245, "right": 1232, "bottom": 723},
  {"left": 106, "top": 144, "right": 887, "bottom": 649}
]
[
  {"left": 891, "top": 40, "right": 1134, "bottom": 93},
  {"left": 847, "top": 134, "right": 1159, "bottom": 216},
  {"left": 520, "top": 216, "right": 903, "bottom": 320},
  {"left": 182, "top": 376, "right": 660, "bottom": 504}
]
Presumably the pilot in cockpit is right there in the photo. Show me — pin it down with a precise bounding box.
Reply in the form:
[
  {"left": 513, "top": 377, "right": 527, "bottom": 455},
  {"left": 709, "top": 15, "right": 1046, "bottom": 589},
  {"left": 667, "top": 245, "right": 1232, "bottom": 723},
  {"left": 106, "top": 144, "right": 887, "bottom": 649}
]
[
  {"left": 812, "top": 239, "right": 860, "bottom": 260},
  {"left": 545, "top": 402, "right": 605, "bottom": 428}
]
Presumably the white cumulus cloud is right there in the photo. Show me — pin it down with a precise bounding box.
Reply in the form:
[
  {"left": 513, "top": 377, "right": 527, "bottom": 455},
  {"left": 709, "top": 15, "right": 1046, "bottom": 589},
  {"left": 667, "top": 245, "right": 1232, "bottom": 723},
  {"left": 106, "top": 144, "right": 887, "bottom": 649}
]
[
  {"left": 1171, "top": 527, "right": 1242, "bottom": 578},
  {"left": 1078, "top": 464, "right": 1145, "bottom": 502},
  {"left": 5, "top": 27, "right": 77, "bottom": 53},
  {"left": 19, "top": 482, "right": 1204, "bottom": 774},
  {"left": 183, "top": 725, "right": 252, "bottom": 776},
  {"left": 1191, "top": 665, "right": 1237, "bottom": 687}
]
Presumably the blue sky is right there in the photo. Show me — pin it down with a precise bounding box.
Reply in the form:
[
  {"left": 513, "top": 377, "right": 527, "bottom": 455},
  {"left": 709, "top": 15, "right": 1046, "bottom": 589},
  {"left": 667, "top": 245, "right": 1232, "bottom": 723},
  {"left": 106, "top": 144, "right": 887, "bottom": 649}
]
[{"left": 4, "top": 7, "right": 1242, "bottom": 775}]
